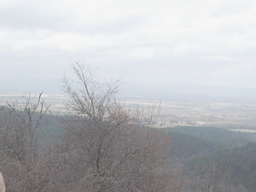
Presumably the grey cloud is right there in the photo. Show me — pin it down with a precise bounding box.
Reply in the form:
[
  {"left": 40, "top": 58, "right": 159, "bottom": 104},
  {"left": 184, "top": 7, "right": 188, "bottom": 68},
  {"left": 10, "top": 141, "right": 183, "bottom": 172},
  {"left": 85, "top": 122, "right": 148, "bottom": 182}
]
[
  {"left": 0, "top": 2, "right": 73, "bottom": 31},
  {"left": 74, "top": 15, "right": 150, "bottom": 35},
  {"left": 0, "top": 0, "right": 256, "bottom": 94},
  {"left": 0, "top": 1, "right": 149, "bottom": 36},
  {"left": 211, "top": 4, "right": 252, "bottom": 17}
]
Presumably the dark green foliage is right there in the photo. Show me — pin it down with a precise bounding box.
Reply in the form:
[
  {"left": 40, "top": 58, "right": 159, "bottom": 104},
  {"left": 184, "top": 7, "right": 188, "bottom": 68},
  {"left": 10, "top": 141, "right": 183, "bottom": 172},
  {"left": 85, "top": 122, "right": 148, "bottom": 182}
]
[
  {"left": 165, "top": 126, "right": 256, "bottom": 191},
  {"left": 169, "top": 132, "right": 222, "bottom": 160},
  {"left": 186, "top": 142, "right": 256, "bottom": 191},
  {"left": 170, "top": 126, "right": 255, "bottom": 148}
]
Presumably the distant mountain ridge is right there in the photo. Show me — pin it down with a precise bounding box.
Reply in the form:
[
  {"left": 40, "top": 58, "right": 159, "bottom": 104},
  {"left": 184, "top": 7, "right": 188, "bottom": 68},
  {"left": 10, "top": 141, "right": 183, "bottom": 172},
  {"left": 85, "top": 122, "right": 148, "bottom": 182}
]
[
  {"left": 2, "top": 81, "right": 256, "bottom": 103},
  {"left": 120, "top": 83, "right": 256, "bottom": 102}
]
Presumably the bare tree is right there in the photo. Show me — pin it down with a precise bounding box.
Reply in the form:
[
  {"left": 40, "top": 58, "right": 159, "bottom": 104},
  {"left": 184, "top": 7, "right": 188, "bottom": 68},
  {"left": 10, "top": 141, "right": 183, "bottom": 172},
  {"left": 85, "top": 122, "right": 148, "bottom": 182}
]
[
  {"left": 58, "top": 63, "right": 172, "bottom": 191},
  {"left": 0, "top": 93, "right": 60, "bottom": 192},
  {"left": 0, "top": 64, "right": 174, "bottom": 191}
]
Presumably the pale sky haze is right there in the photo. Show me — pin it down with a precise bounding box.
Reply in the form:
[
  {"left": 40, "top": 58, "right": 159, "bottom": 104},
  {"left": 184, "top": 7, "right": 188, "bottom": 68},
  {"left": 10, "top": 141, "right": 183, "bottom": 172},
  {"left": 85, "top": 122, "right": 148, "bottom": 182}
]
[{"left": 0, "top": 0, "right": 256, "bottom": 95}]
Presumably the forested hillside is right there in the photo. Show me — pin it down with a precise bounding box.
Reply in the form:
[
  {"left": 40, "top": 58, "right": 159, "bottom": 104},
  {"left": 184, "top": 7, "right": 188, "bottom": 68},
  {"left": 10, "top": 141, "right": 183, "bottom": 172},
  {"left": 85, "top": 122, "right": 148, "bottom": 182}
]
[
  {"left": 1, "top": 64, "right": 256, "bottom": 192},
  {"left": 185, "top": 143, "right": 256, "bottom": 191},
  {"left": 0, "top": 64, "right": 173, "bottom": 192},
  {"left": 1, "top": 105, "right": 256, "bottom": 191}
]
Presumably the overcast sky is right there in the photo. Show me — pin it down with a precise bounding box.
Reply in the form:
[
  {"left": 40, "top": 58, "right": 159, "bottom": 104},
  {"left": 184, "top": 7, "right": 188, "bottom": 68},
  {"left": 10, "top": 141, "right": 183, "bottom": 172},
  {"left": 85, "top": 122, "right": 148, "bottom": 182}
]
[{"left": 0, "top": 0, "right": 256, "bottom": 93}]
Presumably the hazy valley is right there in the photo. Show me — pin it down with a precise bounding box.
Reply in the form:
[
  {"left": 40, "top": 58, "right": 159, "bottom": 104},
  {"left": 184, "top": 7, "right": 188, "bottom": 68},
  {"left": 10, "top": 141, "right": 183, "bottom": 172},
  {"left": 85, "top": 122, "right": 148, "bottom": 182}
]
[{"left": 1, "top": 83, "right": 256, "bottom": 191}]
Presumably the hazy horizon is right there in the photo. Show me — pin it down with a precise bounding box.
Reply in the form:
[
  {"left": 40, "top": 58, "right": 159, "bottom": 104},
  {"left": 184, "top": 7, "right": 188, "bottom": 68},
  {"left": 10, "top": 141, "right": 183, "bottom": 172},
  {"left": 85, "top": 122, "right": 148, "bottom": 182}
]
[{"left": 1, "top": 82, "right": 256, "bottom": 103}]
